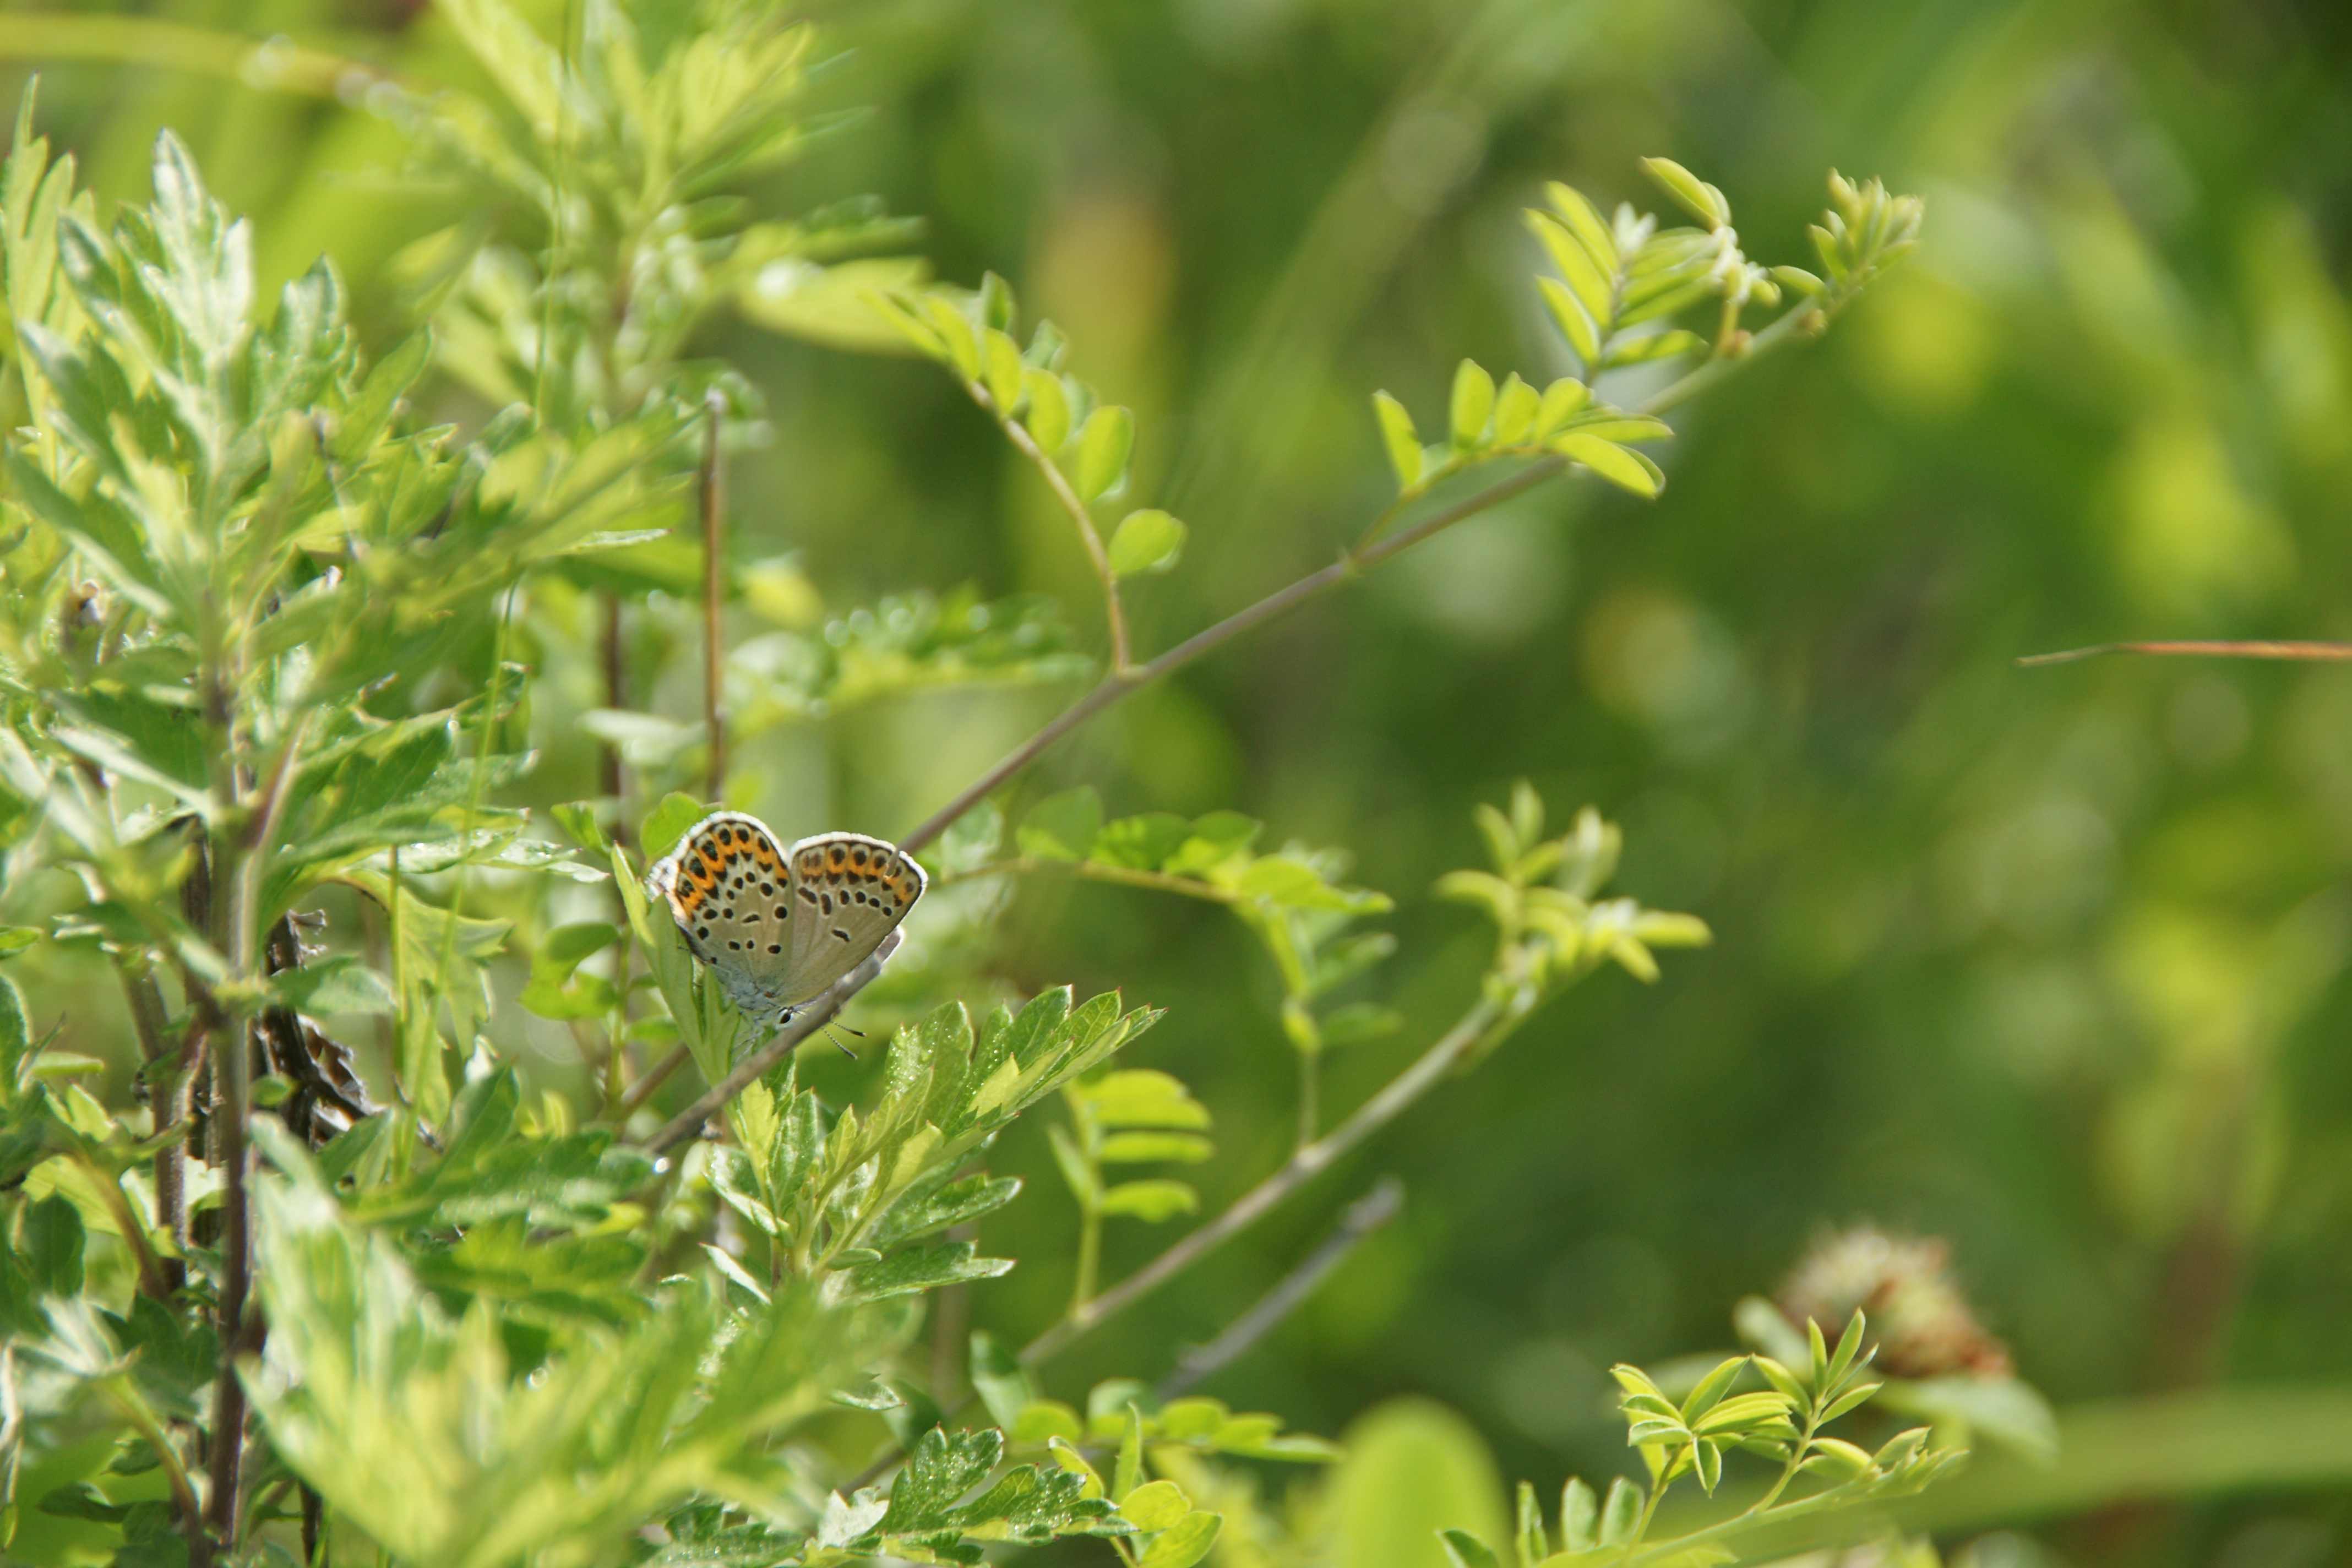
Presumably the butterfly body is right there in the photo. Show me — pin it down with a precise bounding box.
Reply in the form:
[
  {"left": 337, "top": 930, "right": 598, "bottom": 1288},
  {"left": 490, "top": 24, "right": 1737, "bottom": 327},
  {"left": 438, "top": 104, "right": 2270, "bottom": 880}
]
[{"left": 646, "top": 812, "right": 925, "bottom": 1022}]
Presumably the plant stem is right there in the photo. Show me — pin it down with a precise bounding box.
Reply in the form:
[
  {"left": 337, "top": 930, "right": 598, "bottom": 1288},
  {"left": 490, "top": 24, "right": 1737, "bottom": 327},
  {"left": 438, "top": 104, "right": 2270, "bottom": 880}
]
[
  {"left": 74, "top": 1152, "right": 169, "bottom": 1303},
  {"left": 1018, "top": 991, "right": 1508, "bottom": 1366},
  {"left": 976, "top": 383, "right": 1130, "bottom": 672},
  {"left": 182, "top": 706, "right": 311, "bottom": 1568},
  {"left": 1634, "top": 1480, "right": 1666, "bottom": 1544},
  {"left": 638, "top": 938, "right": 900, "bottom": 1157},
  {"left": 601, "top": 593, "right": 627, "bottom": 814},
  {"left": 1070, "top": 1204, "right": 1102, "bottom": 1318},
  {"left": 901, "top": 295, "right": 1828, "bottom": 858},
  {"left": 0, "top": 15, "right": 378, "bottom": 97},
  {"left": 1158, "top": 1177, "right": 1400, "bottom": 1398},
  {"left": 113, "top": 960, "right": 187, "bottom": 1295},
  {"left": 699, "top": 390, "right": 728, "bottom": 798},
  {"left": 934, "top": 856, "right": 1242, "bottom": 905},
  {"left": 1295, "top": 1047, "right": 1319, "bottom": 1151},
  {"left": 1747, "top": 1406, "right": 1822, "bottom": 1515}
]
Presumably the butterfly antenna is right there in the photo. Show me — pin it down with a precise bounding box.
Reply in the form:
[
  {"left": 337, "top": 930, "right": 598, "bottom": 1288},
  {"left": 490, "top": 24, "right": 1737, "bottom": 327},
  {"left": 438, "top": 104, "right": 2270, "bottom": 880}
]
[{"left": 824, "top": 1020, "right": 860, "bottom": 1059}]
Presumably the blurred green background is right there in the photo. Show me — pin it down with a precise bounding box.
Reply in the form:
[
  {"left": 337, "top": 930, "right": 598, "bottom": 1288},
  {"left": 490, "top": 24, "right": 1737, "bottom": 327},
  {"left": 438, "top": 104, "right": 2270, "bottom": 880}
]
[{"left": 10, "top": 0, "right": 2352, "bottom": 1559}]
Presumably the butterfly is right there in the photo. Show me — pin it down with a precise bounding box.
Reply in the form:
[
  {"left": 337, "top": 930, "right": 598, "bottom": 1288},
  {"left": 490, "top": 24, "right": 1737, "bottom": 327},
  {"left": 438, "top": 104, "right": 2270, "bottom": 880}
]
[{"left": 645, "top": 812, "right": 927, "bottom": 1026}]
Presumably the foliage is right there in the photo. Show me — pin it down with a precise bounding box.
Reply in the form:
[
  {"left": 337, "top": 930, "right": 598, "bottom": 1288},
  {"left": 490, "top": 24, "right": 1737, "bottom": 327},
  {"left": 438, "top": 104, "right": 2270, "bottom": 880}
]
[{"left": 0, "top": 1, "right": 1972, "bottom": 1564}]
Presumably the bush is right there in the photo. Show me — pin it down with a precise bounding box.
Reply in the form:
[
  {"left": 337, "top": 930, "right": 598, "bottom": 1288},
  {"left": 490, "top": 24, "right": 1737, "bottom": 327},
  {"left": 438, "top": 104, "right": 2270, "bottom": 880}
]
[{"left": 0, "top": 4, "right": 1952, "bottom": 1565}]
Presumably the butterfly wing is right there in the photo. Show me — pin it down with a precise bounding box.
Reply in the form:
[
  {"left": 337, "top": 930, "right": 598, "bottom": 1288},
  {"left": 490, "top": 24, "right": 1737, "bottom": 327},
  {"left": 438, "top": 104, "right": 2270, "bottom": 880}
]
[
  {"left": 647, "top": 812, "right": 799, "bottom": 1016},
  {"left": 780, "top": 832, "right": 926, "bottom": 1010}
]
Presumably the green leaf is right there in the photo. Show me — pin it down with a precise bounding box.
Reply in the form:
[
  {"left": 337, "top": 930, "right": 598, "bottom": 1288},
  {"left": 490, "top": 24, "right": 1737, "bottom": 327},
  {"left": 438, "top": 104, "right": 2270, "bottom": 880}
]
[
  {"left": 1098, "top": 1131, "right": 1213, "bottom": 1164},
  {"left": 1115, "top": 1404, "right": 1148, "bottom": 1502},
  {"left": 1544, "top": 182, "right": 1619, "bottom": 273},
  {"left": 1562, "top": 413, "right": 1673, "bottom": 444},
  {"left": 1371, "top": 390, "right": 1423, "bottom": 492},
  {"left": 1092, "top": 812, "right": 1193, "bottom": 870},
  {"left": 1828, "top": 1309, "right": 1868, "bottom": 1384},
  {"left": 883, "top": 1427, "right": 1005, "bottom": 1533},
  {"left": 1048, "top": 1123, "right": 1101, "bottom": 1207},
  {"left": 271, "top": 955, "right": 398, "bottom": 1016},
  {"left": 1099, "top": 1178, "right": 1197, "bottom": 1222},
  {"left": 1441, "top": 1529, "right": 1504, "bottom": 1568},
  {"left": 844, "top": 1241, "right": 1014, "bottom": 1302},
  {"left": 1332, "top": 1401, "right": 1508, "bottom": 1568},
  {"left": 1449, "top": 359, "right": 1495, "bottom": 450},
  {"left": 1597, "top": 1478, "right": 1641, "bottom": 1546},
  {"left": 1559, "top": 1477, "right": 1597, "bottom": 1550},
  {"left": 1012, "top": 1400, "right": 1086, "bottom": 1446},
  {"left": 1123, "top": 1482, "right": 1189, "bottom": 1533},
  {"left": 549, "top": 802, "right": 610, "bottom": 852},
  {"left": 23, "top": 1194, "right": 84, "bottom": 1295},
  {"left": 1079, "top": 1070, "right": 1210, "bottom": 1130},
  {"left": 1138, "top": 1511, "right": 1221, "bottom": 1568},
  {"left": 918, "top": 293, "right": 982, "bottom": 379},
  {"left": 1019, "top": 787, "right": 1104, "bottom": 862},
  {"left": 1513, "top": 1481, "right": 1546, "bottom": 1568},
  {"left": 1553, "top": 434, "right": 1662, "bottom": 498},
  {"left": 1072, "top": 405, "right": 1135, "bottom": 502},
  {"left": 1108, "top": 509, "right": 1186, "bottom": 577},
  {"left": 1025, "top": 368, "right": 1072, "bottom": 451},
  {"left": 1801, "top": 1436, "right": 1874, "bottom": 1480},
  {"left": 1681, "top": 1357, "right": 1748, "bottom": 1422},
  {"left": 1692, "top": 1440, "right": 1722, "bottom": 1494},
  {"left": 1491, "top": 374, "right": 1540, "bottom": 448},
  {"left": 1534, "top": 378, "right": 1590, "bottom": 438},
  {"left": 0, "top": 974, "right": 29, "bottom": 1095},
  {"left": 1601, "top": 330, "right": 1704, "bottom": 366},
  {"left": 984, "top": 327, "right": 1027, "bottom": 413},
  {"left": 640, "top": 792, "right": 710, "bottom": 862},
  {"left": 1527, "top": 210, "right": 1616, "bottom": 339},
  {"left": 1640, "top": 156, "right": 1730, "bottom": 228},
  {"left": 970, "top": 1331, "right": 1036, "bottom": 1430},
  {"left": 1537, "top": 277, "right": 1600, "bottom": 366}
]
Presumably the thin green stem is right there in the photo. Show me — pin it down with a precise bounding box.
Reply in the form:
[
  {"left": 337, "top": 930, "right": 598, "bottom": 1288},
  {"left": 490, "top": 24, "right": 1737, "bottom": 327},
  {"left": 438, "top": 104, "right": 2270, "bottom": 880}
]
[
  {"left": 1295, "top": 1048, "right": 1319, "bottom": 1151},
  {"left": 1618, "top": 1485, "right": 1861, "bottom": 1568},
  {"left": 0, "top": 15, "right": 379, "bottom": 97},
  {"left": 973, "top": 381, "right": 1131, "bottom": 672},
  {"left": 1634, "top": 1479, "right": 1667, "bottom": 1544},
  {"left": 1070, "top": 1204, "right": 1102, "bottom": 1317},
  {"left": 699, "top": 390, "right": 728, "bottom": 798},
  {"left": 1747, "top": 1403, "right": 1823, "bottom": 1515},
  {"left": 1019, "top": 990, "right": 1513, "bottom": 1367},
  {"left": 433, "top": 581, "right": 518, "bottom": 1023}
]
